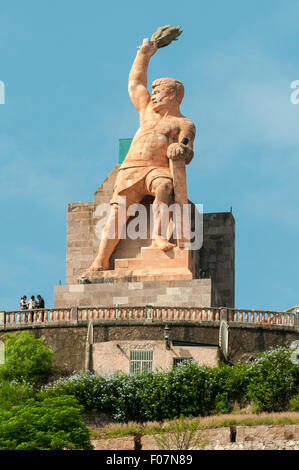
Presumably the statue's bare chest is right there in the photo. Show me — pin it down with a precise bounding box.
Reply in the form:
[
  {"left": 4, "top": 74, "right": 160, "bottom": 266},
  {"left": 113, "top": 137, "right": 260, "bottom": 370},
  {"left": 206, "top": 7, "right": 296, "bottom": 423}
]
[{"left": 141, "top": 116, "right": 180, "bottom": 140}]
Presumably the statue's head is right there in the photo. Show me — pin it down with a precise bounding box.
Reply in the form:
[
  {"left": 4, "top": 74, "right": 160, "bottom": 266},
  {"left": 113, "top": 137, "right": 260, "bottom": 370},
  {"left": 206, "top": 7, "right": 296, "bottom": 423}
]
[{"left": 151, "top": 78, "right": 184, "bottom": 112}]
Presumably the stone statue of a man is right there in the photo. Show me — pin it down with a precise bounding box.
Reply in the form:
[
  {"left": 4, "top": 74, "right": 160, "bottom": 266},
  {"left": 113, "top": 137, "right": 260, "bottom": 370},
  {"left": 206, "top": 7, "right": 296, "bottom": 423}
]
[{"left": 83, "top": 37, "right": 196, "bottom": 278}]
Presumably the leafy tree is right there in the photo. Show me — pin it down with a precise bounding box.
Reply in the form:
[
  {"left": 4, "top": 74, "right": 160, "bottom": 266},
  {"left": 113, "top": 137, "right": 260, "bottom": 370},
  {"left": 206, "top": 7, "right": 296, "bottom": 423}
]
[
  {"left": 0, "top": 395, "right": 93, "bottom": 450},
  {"left": 0, "top": 331, "right": 53, "bottom": 385},
  {"left": 0, "top": 380, "right": 34, "bottom": 410}
]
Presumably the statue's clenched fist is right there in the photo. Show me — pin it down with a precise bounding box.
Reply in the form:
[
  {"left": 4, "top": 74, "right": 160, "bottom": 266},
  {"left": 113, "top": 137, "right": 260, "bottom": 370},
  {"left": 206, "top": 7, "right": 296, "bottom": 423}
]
[
  {"left": 167, "top": 142, "right": 189, "bottom": 161},
  {"left": 138, "top": 38, "right": 158, "bottom": 57}
]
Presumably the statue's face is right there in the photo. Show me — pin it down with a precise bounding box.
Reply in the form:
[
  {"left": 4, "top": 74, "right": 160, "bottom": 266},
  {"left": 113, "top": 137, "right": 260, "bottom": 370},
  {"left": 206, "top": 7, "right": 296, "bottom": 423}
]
[{"left": 151, "top": 84, "right": 176, "bottom": 111}]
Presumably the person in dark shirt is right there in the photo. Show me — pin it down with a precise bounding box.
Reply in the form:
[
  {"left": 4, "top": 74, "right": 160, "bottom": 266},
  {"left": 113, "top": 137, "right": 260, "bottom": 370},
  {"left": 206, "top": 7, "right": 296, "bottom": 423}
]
[
  {"left": 36, "top": 295, "right": 45, "bottom": 308},
  {"left": 36, "top": 295, "right": 45, "bottom": 321},
  {"left": 20, "top": 295, "right": 28, "bottom": 322}
]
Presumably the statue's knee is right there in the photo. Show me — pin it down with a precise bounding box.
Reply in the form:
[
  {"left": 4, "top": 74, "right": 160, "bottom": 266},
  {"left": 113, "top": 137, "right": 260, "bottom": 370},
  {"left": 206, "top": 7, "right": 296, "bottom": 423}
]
[
  {"left": 154, "top": 180, "right": 173, "bottom": 197},
  {"left": 160, "top": 183, "right": 174, "bottom": 203}
]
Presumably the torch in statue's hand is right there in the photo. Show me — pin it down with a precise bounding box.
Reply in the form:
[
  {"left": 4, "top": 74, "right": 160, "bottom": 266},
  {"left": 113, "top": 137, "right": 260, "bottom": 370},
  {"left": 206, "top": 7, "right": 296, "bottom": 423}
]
[
  {"left": 138, "top": 25, "right": 182, "bottom": 56},
  {"left": 151, "top": 25, "right": 182, "bottom": 48}
]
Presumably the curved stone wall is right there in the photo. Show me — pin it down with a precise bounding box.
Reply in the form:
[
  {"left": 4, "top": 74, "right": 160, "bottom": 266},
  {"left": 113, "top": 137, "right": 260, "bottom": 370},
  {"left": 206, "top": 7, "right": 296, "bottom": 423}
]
[{"left": 0, "top": 321, "right": 298, "bottom": 373}]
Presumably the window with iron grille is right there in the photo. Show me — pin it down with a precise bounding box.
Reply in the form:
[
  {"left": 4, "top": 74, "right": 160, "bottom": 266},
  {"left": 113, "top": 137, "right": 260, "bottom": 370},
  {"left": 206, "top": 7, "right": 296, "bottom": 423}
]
[
  {"left": 129, "top": 350, "right": 153, "bottom": 374},
  {"left": 173, "top": 357, "right": 192, "bottom": 367}
]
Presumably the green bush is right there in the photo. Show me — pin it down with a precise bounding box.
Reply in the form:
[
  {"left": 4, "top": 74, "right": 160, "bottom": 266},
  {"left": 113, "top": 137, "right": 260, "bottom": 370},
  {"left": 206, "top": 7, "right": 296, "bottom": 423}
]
[
  {"left": 213, "top": 362, "right": 249, "bottom": 413},
  {"left": 0, "top": 331, "right": 53, "bottom": 385},
  {"left": 289, "top": 395, "right": 299, "bottom": 411},
  {"left": 0, "top": 380, "right": 34, "bottom": 410},
  {"left": 40, "top": 362, "right": 218, "bottom": 422},
  {"left": 139, "top": 362, "right": 216, "bottom": 421},
  {"left": 40, "top": 371, "right": 121, "bottom": 413},
  {"left": 244, "top": 347, "right": 299, "bottom": 412},
  {"left": 0, "top": 395, "right": 93, "bottom": 450},
  {"left": 38, "top": 347, "right": 299, "bottom": 422}
]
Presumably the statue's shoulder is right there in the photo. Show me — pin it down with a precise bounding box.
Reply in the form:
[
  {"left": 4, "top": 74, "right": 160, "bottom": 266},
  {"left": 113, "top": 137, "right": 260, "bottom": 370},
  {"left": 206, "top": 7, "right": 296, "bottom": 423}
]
[{"left": 179, "top": 116, "right": 196, "bottom": 132}]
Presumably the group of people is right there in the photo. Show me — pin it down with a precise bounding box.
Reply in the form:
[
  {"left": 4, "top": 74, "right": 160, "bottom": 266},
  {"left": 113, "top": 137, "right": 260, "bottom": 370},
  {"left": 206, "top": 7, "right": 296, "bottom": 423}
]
[{"left": 20, "top": 295, "right": 45, "bottom": 310}]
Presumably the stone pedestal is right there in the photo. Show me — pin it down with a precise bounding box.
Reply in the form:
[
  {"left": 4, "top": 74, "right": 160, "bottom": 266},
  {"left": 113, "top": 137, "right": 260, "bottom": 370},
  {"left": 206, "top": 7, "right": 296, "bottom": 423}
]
[
  {"left": 54, "top": 278, "right": 214, "bottom": 308},
  {"left": 85, "top": 246, "right": 195, "bottom": 283},
  {"left": 54, "top": 164, "right": 235, "bottom": 309}
]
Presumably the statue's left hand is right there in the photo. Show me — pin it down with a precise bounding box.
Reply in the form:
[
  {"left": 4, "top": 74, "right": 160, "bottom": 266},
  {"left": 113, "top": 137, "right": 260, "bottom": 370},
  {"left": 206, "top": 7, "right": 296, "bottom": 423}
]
[{"left": 167, "top": 142, "right": 188, "bottom": 161}]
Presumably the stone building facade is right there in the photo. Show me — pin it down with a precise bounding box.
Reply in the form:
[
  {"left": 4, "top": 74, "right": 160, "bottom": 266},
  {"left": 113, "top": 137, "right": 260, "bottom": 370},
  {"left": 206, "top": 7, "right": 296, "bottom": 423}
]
[{"left": 1, "top": 321, "right": 297, "bottom": 375}]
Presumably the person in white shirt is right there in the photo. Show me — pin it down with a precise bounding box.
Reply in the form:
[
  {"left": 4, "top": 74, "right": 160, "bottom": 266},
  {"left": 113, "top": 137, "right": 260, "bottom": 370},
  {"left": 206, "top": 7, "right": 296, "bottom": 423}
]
[{"left": 27, "top": 295, "right": 36, "bottom": 310}]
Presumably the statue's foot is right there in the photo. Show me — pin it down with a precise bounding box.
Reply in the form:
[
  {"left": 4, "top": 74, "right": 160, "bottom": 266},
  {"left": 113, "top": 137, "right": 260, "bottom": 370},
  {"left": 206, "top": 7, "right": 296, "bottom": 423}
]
[
  {"left": 78, "top": 262, "right": 108, "bottom": 283},
  {"left": 150, "top": 239, "right": 176, "bottom": 252}
]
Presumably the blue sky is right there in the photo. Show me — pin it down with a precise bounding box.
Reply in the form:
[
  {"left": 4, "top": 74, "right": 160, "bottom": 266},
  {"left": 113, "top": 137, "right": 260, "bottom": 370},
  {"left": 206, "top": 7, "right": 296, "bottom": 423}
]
[{"left": 0, "top": 0, "right": 298, "bottom": 311}]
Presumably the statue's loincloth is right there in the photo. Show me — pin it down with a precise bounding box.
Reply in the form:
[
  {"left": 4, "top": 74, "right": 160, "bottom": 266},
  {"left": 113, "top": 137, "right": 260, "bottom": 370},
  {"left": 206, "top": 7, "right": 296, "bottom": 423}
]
[{"left": 110, "top": 166, "right": 172, "bottom": 205}]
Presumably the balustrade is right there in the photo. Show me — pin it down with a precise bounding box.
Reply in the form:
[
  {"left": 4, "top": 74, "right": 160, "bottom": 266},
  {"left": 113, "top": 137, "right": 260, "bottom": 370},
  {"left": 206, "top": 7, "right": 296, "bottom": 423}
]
[{"left": 1, "top": 304, "right": 295, "bottom": 328}]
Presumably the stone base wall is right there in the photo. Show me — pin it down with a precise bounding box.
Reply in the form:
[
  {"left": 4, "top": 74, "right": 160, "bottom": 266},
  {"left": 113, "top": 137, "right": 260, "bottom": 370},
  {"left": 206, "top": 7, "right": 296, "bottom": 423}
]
[
  {"left": 1, "top": 322, "right": 298, "bottom": 373},
  {"left": 54, "top": 278, "right": 214, "bottom": 308},
  {"left": 90, "top": 424, "right": 299, "bottom": 450}
]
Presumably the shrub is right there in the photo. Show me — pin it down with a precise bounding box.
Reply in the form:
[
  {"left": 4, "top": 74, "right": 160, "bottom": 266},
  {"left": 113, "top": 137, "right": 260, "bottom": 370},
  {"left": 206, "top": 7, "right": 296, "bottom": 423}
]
[
  {"left": 290, "top": 395, "right": 299, "bottom": 412},
  {"left": 154, "top": 416, "right": 208, "bottom": 450},
  {"left": 213, "top": 362, "right": 249, "bottom": 413},
  {"left": 140, "top": 361, "right": 216, "bottom": 421},
  {"left": 0, "top": 331, "right": 53, "bottom": 385},
  {"left": 244, "top": 346, "right": 299, "bottom": 412},
  {"left": 0, "top": 395, "right": 93, "bottom": 450},
  {"left": 0, "top": 380, "right": 34, "bottom": 410},
  {"left": 40, "top": 362, "right": 218, "bottom": 422},
  {"left": 38, "top": 346, "right": 299, "bottom": 422},
  {"left": 40, "top": 371, "right": 124, "bottom": 414}
]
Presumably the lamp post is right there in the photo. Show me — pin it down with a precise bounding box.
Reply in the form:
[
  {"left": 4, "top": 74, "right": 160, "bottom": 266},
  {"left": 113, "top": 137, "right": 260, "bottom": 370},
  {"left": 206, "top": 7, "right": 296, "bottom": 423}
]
[{"left": 164, "top": 324, "right": 171, "bottom": 350}]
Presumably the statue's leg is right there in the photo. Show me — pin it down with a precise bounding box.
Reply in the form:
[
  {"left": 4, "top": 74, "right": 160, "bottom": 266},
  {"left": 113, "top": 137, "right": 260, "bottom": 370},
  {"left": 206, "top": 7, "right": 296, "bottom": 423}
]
[
  {"left": 82, "top": 203, "right": 129, "bottom": 277},
  {"left": 150, "top": 177, "right": 176, "bottom": 251},
  {"left": 82, "top": 178, "right": 148, "bottom": 278}
]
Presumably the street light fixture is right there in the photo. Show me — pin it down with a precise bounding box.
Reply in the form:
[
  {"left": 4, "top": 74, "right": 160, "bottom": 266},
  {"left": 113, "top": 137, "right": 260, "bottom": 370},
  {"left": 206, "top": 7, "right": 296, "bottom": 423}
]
[{"left": 164, "top": 324, "right": 171, "bottom": 350}]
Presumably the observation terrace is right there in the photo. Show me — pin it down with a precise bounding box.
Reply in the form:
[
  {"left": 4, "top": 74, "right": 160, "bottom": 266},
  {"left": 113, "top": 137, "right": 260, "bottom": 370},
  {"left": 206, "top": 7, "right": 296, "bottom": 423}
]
[
  {"left": 0, "top": 304, "right": 298, "bottom": 329},
  {"left": 0, "top": 305, "right": 298, "bottom": 371}
]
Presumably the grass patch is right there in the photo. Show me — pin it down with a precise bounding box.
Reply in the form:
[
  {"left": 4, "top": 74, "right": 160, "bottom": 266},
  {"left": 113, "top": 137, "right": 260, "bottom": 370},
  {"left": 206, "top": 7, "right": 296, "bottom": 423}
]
[
  {"left": 90, "top": 411, "right": 299, "bottom": 440},
  {"left": 198, "top": 411, "right": 299, "bottom": 428}
]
